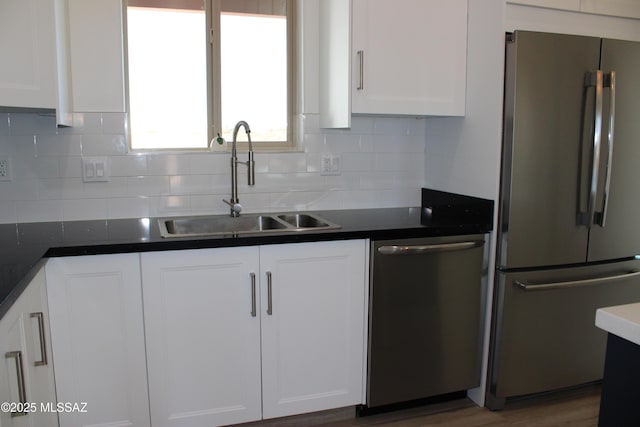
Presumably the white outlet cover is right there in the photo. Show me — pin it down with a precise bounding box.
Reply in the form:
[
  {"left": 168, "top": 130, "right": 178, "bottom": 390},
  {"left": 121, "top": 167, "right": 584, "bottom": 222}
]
[
  {"left": 320, "top": 154, "right": 341, "bottom": 176},
  {"left": 0, "top": 155, "right": 11, "bottom": 181}
]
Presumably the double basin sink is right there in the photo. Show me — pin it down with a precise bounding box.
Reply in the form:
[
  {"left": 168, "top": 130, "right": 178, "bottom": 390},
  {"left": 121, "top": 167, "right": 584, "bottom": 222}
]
[{"left": 158, "top": 212, "right": 340, "bottom": 238}]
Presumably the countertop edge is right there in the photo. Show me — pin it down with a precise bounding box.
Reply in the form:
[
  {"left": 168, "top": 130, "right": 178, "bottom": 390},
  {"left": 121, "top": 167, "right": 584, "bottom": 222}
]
[
  {"left": 0, "top": 257, "right": 48, "bottom": 321},
  {"left": 596, "top": 303, "right": 640, "bottom": 346}
]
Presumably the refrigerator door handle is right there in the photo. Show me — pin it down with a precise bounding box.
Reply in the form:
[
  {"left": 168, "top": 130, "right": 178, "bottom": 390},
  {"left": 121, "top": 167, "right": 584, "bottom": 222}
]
[
  {"left": 595, "top": 71, "right": 616, "bottom": 227},
  {"left": 583, "top": 70, "right": 604, "bottom": 229},
  {"left": 515, "top": 269, "right": 640, "bottom": 291}
]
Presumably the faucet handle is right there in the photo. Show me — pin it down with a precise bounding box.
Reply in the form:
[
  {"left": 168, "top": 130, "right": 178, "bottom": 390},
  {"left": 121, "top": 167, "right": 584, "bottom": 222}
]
[{"left": 223, "top": 199, "right": 243, "bottom": 214}]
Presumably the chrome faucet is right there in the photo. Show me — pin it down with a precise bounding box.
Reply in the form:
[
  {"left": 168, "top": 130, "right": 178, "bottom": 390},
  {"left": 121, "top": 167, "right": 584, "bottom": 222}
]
[{"left": 223, "top": 121, "right": 255, "bottom": 217}]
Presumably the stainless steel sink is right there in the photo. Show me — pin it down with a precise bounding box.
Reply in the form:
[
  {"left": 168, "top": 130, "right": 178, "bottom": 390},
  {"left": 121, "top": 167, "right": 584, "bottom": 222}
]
[
  {"left": 158, "top": 212, "right": 340, "bottom": 238},
  {"left": 277, "top": 213, "right": 330, "bottom": 228}
]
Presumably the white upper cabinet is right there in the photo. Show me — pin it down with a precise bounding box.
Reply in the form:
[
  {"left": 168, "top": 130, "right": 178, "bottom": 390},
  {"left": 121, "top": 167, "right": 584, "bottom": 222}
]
[
  {"left": 508, "top": 0, "right": 640, "bottom": 19},
  {"left": 67, "top": 0, "right": 126, "bottom": 112},
  {"left": 580, "top": 0, "right": 640, "bottom": 19},
  {"left": 0, "top": 0, "right": 72, "bottom": 126},
  {"left": 351, "top": 0, "right": 467, "bottom": 117},
  {"left": 319, "top": 0, "right": 468, "bottom": 127}
]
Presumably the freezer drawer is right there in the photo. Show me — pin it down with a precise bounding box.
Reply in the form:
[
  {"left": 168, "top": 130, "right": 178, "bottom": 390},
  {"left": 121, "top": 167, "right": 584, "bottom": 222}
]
[
  {"left": 487, "top": 259, "right": 640, "bottom": 409},
  {"left": 367, "top": 235, "right": 485, "bottom": 408}
]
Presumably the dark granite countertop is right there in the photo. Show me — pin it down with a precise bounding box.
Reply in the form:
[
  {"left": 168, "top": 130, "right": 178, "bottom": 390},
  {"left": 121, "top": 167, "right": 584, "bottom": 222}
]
[{"left": 0, "top": 189, "right": 493, "bottom": 320}]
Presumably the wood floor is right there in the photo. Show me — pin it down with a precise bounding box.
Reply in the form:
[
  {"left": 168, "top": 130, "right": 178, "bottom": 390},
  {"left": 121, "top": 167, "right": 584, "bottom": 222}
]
[
  {"left": 243, "top": 385, "right": 601, "bottom": 427},
  {"left": 334, "top": 386, "right": 601, "bottom": 427}
]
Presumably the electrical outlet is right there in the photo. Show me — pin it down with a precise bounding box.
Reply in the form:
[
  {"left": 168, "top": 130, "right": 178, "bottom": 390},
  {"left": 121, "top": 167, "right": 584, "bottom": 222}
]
[
  {"left": 0, "top": 155, "right": 11, "bottom": 181},
  {"left": 320, "top": 154, "right": 341, "bottom": 176}
]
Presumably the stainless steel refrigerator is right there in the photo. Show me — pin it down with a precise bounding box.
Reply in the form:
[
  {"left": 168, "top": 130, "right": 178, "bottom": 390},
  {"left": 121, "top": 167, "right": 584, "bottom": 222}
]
[{"left": 486, "top": 30, "right": 640, "bottom": 410}]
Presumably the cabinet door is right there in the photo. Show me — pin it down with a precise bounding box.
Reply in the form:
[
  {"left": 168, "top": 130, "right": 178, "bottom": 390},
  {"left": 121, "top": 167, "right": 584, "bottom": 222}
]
[
  {"left": 0, "top": 268, "right": 57, "bottom": 427},
  {"left": 0, "top": 0, "right": 57, "bottom": 109},
  {"left": 46, "top": 254, "right": 150, "bottom": 427},
  {"left": 351, "top": 0, "right": 467, "bottom": 116},
  {"left": 141, "top": 247, "right": 262, "bottom": 427},
  {"left": 0, "top": 306, "right": 27, "bottom": 427},
  {"left": 260, "top": 240, "right": 367, "bottom": 419},
  {"left": 67, "top": 0, "right": 126, "bottom": 112}
]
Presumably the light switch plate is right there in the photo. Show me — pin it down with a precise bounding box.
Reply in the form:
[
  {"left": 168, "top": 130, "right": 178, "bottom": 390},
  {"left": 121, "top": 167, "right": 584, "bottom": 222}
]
[{"left": 82, "top": 157, "right": 110, "bottom": 182}]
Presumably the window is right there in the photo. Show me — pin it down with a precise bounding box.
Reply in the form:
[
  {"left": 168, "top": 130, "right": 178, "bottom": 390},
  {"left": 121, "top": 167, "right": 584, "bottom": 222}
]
[{"left": 126, "top": 0, "right": 295, "bottom": 151}]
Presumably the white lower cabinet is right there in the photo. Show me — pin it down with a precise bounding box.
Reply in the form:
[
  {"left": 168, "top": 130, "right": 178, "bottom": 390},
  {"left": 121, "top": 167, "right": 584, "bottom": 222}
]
[
  {"left": 0, "top": 268, "right": 57, "bottom": 427},
  {"left": 259, "top": 240, "right": 367, "bottom": 419},
  {"left": 141, "top": 239, "right": 368, "bottom": 427},
  {"left": 141, "top": 246, "right": 262, "bottom": 427},
  {"left": 40, "top": 240, "right": 367, "bottom": 427},
  {"left": 45, "top": 254, "right": 150, "bottom": 427}
]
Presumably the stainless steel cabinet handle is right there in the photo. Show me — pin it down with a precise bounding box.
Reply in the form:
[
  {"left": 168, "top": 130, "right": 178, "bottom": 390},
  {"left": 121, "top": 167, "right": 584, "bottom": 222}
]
[
  {"left": 30, "top": 312, "right": 48, "bottom": 366},
  {"left": 5, "top": 351, "right": 27, "bottom": 417},
  {"left": 515, "top": 270, "right": 640, "bottom": 291},
  {"left": 357, "top": 50, "right": 364, "bottom": 90},
  {"left": 584, "top": 70, "right": 604, "bottom": 229},
  {"left": 250, "top": 273, "right": 256, "bottom": 317},
  {"left": 596, "top": 71, "right": 616, "bottom": 227},
  {"left": 266, "top": 271, "right": 273, "bottom": 315},
  {"left": 377, "top": 240, "right": 484, "bottom": 255}
]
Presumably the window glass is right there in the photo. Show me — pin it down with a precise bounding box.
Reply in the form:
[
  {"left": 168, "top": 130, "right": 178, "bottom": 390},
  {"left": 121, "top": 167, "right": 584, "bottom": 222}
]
[
  {"left": 127, "top": 2, "right": 207, "bottom": 149},
  {"left": 126, "top": 0, "right": 292, "bottom": 151},
  {"left": 220, "top": 10, "right": 288, "bottom": 143}
]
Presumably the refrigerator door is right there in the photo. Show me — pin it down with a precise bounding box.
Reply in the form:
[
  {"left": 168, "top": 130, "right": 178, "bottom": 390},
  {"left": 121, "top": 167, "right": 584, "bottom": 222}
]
[
  {"left": 487, "top": 259, "right": 640, "bottom": 409},
  {"left": 499, "top": 31, "right": 600, "bottom": 269},
  {"left": 588, "top": 39, "right": 640, "bottom": 262}
]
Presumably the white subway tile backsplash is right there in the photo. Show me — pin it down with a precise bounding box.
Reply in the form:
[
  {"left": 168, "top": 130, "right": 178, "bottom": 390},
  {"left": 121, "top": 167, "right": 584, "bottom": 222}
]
[
  {"left": 82, "top": 134, "right": 127, "bottom": 156},
  {"left": 0, "top": 180, "right": 39, "bottom": 201},
  {"left": 37, "top": 178, "right": 85, "bottom": 200},
  {"left": 62, "top": 199, "right": 109, "bottom": 221},
  {"left": 147, "top": 154, "right": 191, "bottom": 176},
  {"left": 110, "top": 155, "right": 147, "bottom": 177},
  {"left": 9, "top": 114, "right": 57, "bottom": 136},
  {"left": 187, "top": 153, "right": 229, "bottom": 175},
  {"left": 102, "top": 113, "right": 127, "bottom": 134},
  {"left": 0, "top": 200, "right": 17, "bottom": 223},
  {"left": 82, "top": 178, "right": 129, "bottom": 199},
  {"left": 342, "top": 152, "right": 374, "bottom": 172},
  {"left": 58, "top": 157, "right": 83, "bottom": 178},
  {"left": 170, "top": 175, "right": 215, "bottom": 195},
  {"left": 154, "top": 195, "right": 191, "bottom": 216},
  {"left": 106, "top": 197, "right": 151, "bottom": 219},
  {"left": 267, "top": 153, "right": 307, "bottom": 173},
  {"left": 16, "top": 200, "right": 63, "bottom": 222},
  {"left": 36, "top": 134, "right": 82, "bottom": 156},
  {"left": 127, "top": 176, "right": 170, "bottom": 197},
  {"left": 306, "top": 191, "right": 344, "bottom": 211},
  {"left": 65, "top": 113, "right": 103, "bottom": 134},
  {"left": 0, "top": 114, "right": 9, "bottom": 136},
  {"left": 0, "top": 112, "right": 426, "bottom": 223}
]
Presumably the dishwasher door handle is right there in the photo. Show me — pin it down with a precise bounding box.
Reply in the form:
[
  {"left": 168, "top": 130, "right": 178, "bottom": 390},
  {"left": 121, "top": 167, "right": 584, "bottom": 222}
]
[{"left": 377, "top": 240, "right": 484, "bottom": 255}]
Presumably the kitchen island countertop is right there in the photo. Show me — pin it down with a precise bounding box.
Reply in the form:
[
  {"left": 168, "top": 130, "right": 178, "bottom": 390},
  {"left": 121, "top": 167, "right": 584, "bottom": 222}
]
[{"left": 596, "top": 302, "right": 640, "bottom": 346}]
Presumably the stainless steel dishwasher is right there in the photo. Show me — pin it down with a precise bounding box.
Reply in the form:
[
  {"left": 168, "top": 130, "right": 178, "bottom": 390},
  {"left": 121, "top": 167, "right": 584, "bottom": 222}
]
[{"left": 366, "top": 235, "right": 486, "bottom": 409}]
